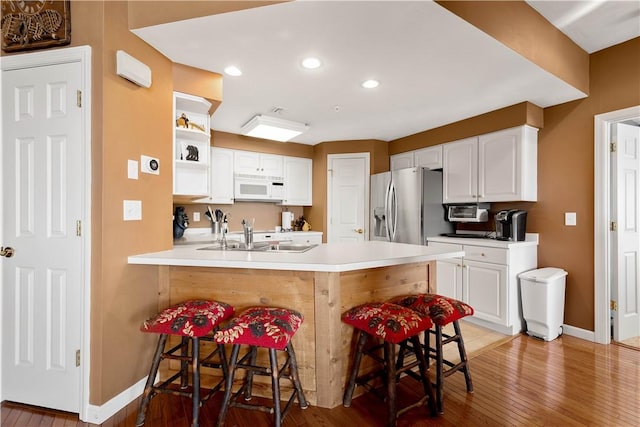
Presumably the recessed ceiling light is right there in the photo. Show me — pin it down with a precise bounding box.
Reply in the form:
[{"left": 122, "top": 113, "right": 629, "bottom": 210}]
[
  {"left": 362, "top": 79, "right": 380, "bottom": 89},
  {"left": 224, "top": 66, "right": 242, "bottom": 76},
  {"left": 301, "top": 57, "right": 322, "bottom": 69}
]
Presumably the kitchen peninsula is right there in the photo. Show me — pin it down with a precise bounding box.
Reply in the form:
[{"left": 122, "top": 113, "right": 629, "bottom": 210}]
[{"left": 128, "top": 241, "right": 464, "bottom": 408}]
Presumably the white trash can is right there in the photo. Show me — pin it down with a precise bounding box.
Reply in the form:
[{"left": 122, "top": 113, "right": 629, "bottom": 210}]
[{"left": 519, "top": 267, "right": 568, "bottom": 341}]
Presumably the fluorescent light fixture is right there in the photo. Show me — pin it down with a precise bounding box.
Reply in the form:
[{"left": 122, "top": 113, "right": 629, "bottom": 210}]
[{"left": 241, "top": 115, "right": 309, "bottom": 142}]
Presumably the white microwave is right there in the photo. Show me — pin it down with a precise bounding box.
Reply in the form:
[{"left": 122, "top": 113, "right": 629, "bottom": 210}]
[{"left": 234, "top": 174, "right": 285, "bottom": 201}]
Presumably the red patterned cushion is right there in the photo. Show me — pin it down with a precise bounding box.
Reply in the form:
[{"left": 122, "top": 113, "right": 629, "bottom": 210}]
[
  {"left": 141, "top": 300, "right": 234, "bottom": 337},
  {"left": 214, "top": 307, "right": 303, "bottom": 350},
  {"left": 341, "top": 302, "right": 432, "bottom": 344},
  {"left": 389, "top": 294, "right": 474, "bottom": 326}
]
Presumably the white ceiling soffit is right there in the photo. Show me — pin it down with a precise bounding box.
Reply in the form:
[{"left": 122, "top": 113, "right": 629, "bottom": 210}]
[
  {"left": 526, "top": 0, "right": 640, "bottom": 54},
  {"left": 133, "top": 1, "right": 587, "bottom": 145}
]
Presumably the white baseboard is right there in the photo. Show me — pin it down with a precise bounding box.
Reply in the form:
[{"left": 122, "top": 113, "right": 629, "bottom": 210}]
[
  {"left": 562, "top": 324, "right": 595, "bottom": 342},
  {"left": 82, "top": 376, "right": 147, "bottom": 424}
]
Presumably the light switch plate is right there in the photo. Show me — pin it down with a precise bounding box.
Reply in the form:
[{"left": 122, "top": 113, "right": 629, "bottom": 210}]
[
  {"left": 128, "top": 160, "right": 138, "bottom": 179},
  {"left": 123, "top": 200, "right": 142, "bottom": 221},
  {"left": 193, "top": 212, "right": 201, "bottom": 222},
  {"left": 565, "top": 212, "right": 577, "bottom": 226}
]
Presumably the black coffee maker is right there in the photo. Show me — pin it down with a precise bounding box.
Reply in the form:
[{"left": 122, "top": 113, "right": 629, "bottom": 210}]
[{"left": 495, "top": 210, "right": 527, "bottom": 241}]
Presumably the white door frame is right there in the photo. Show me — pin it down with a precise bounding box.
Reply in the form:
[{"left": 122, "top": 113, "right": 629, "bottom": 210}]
[
  {"left": 326, "top": 153, "right": 370, "bottom": 243},
  {"left": 0, "top": 46, "right": 92, "bottom": 417},
  {"left": 594, "top": 105, "right": 640, "bottom": 344}
]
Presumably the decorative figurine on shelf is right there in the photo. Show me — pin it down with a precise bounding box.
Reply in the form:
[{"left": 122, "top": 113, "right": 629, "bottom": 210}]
[
  {"left": 176, "top": 113, "right": 189, "bottom": 128},
  {"left": 188, "top": 122, "right": 206, "bottom": 132},
  {"left": 185, "top": 145, "right": 199, "bottom": 161}
]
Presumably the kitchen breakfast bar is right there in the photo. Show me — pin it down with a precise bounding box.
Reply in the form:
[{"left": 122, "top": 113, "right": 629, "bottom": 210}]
[{"left": 128, "top": 241, "right": 464, "bottom": 409}]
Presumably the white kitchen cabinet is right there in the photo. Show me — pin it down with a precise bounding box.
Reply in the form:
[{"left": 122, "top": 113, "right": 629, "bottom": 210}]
[
  {"left": 442, "top": 125, "right": 538, "bottom": 203},
  {"left": 428, "top": 237, "right": 538, "bottom": 335},
  {"left": 234, "top": 150, "right": 284, "bottom": 178},
  {"left": 390, "top": 152, "right": 414, "bottom": 170},
  {"left": 414, "top": 145, "right": 443, "bottom": 169},
  {"left": 194, "top": 147, "right": 234, "bottom": 204},
  {"left": 442, "top": 137, "right": 479, "bottom": 203},
  {"left": 288, "top": 232, "right": 323, "bottom": 244},
  {"left": 173, "top": 92, "right": 211, "bottom": 196},
  {"left": 282, "top": 156, "right": 313, "bottom": 206}
]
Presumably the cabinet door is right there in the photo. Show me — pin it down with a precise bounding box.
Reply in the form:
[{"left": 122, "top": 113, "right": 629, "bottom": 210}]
[
  {"left": 283, "top": 157, "right": 312, "bottom": 206},
  {"left": 465, "top": 260, "right": 508, "bottom": 325},
  {"left": 289, "top": 233, "right": 323, "bottom": 244},
  {"left": 414, "top": 145, "right": 442, "bottom": 169},
  {"left": 390, "top": 152, "right": 414, "bottom": 170},
  {"left": 260, "top": 153, "right": 284, "bottom": 178},
  {"left": 442, "top": 137, "right": 478, "bottom": 203},
  {"left": 209, "top": 147, "right": 234, "bottom": 204},
  {"left": 234, "top": 151, "right": 261, "bottom": 175},
  {"left": 435, "top": 259, "right": 463, "bottom": 300},
  {"left": 478, "top": 126, "right": 538, "bottom": 202}
]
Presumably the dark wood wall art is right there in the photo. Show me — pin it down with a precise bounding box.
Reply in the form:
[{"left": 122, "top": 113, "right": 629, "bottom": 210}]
[{"left": 1, "top": 0, "right": 71, "bottom": 52}]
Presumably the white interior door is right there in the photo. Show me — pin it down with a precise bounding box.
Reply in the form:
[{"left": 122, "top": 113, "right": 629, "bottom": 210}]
[
  {"left": 1, "top": 59, "right": 84, "bottom": 412},
  {"left": 612, "top": 122, "right": 640, "bottom": 342},
  {"left": 327, "top": 154, "right": 369, "bottom": 243}
]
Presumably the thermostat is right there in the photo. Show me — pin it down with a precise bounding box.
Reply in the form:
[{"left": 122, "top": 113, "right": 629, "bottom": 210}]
[{"left": 141, "top": 155, "right": 159, "bottom": 175}]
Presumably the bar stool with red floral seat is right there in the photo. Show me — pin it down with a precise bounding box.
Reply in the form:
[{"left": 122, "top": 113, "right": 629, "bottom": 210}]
[
  {"left": 136, "top": 299, "right": 234, "bottom": 427},
  {"left": 389, "top": 293, "right": 474, "bottom": 413},
  {"left": 341, "top": 302, "right": 438, "bottom": 427},
  {"left": 213, "top": 306, "right": 308, "bottom": 427}
]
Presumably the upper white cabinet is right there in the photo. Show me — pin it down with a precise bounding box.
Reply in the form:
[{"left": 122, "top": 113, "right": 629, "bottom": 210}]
[
  {"left": 391, "top": 145, "right": 443, "bottom": 170},
  {"left": 414, "top": 145, "right": 443, "bottom": 169},
  {"left": 194, "top": 147, "right": 234, "bottom": 205},
  {"left": 234, "top": 151, "right": 284, "bottom": 178},
  {"left": 173, "top": 92, "right": 211, "bottom": 196},
  {"left": 390, "top": 152, "right": 414, "bottom": 170},
  {"left": 282, "top": 156, "right": 313, "bottom": 206},
  {"left": 443, "top": 125, "right": 538, "bottom": 203}
]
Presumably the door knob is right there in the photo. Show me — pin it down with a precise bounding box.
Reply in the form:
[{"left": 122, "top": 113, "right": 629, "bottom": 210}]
[
  {"left": 354, "top": 228, "right": 364, "bottom": 234},
  {"left": 0, "top": 246, "right": 15, "bottom": 258}
]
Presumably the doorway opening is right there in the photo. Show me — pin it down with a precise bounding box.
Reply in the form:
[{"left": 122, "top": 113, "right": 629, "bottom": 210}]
[{"left": 594, "top": 105, "right": 640, "bottom": 347}]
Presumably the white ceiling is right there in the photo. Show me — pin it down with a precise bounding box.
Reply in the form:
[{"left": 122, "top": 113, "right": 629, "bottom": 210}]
[{"left": 133, "top": 0, "right": 640, "bottom": 145}]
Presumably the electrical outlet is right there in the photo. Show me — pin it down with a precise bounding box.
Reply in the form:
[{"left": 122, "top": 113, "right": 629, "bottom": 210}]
[
  {"left": 565, "top": 212, "right": 577, "bottom": 226},
  {"left": 193, "top": 212, "right": 201, "bottom": 222},
  {"left": 141, "top": 155, "right": 159, "bottom": 175}
]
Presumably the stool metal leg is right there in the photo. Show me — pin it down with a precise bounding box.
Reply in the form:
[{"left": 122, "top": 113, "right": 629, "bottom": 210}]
[
  {"left": 343, "top": 330, "right": 368, "bottom": 407},
  {"left": 136, "top": 334, "right": 167, "bottom": 426}
]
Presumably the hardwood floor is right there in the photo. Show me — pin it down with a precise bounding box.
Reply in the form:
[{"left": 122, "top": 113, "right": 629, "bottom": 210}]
[{"left": 2, "top": 334, "right": 639, "bottom": 426}]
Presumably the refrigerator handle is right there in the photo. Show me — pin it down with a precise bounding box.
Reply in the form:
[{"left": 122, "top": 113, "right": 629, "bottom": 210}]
[
  {"left": 388, "top": 180, "right": 398, "bottom": 242},
  {"left": 384, "top": 180, "right": 392, "bottom": 241}
]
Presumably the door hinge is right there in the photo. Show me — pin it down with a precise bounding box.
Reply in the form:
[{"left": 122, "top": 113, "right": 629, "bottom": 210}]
[
  {"left": 610, "top": 300, "right": 618, "bottom": 311},
  {"left": 76, "top": 90, "right": 82, "bottom": 108},
  {"left": 610, "top": 142, "right": 616, "bottom": 152},
  {"left": 610, "top": 221, "right": 617, "bottom": 232},
  {"left": 76, "top": 220, "right": 82, "bottom": 236},
  {"left": 76, "top": 349, "right": 81, "bottom": 367}
]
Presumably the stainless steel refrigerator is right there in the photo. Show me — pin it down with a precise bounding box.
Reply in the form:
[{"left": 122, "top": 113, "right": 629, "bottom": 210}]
[{"left": 370, "top": 167, "right": 452, "bottom": 244}]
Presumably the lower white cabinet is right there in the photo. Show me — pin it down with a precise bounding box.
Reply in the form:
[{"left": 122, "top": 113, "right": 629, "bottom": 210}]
[{"left": 428, "top": 238, "right": 537, "bottom": 335}]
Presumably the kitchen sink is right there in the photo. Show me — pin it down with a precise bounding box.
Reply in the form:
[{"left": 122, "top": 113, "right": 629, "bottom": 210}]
[{"left": 198, "top": 241, "right": 317, "bottom": 253}]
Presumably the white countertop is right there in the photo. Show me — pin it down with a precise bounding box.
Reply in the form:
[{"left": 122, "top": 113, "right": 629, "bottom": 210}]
[
  {"left": 128, "top": 241, "right": 464, "bottom": 273},
  {"left": 427, "top": 233, "right": 539, "bottom": 248}
]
